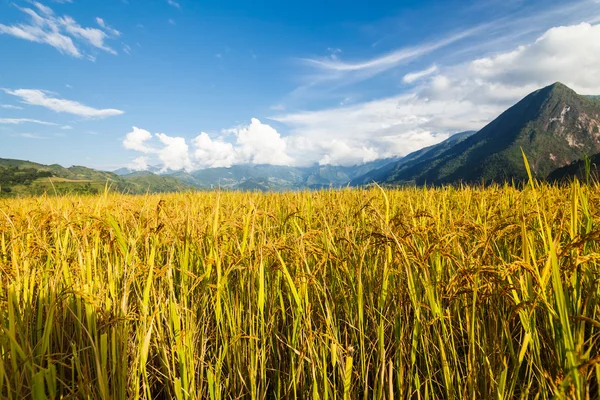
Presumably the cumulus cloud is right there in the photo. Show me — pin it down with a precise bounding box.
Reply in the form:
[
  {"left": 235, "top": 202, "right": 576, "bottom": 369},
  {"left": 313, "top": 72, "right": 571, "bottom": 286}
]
[
  {"left": 231, "top": 118, "right": 294, "bottom": 165},
  {"left": 0, "top": 3, "right": 119, "bottom": 58},
  {"left": 3, "top": 89, "right": 124, "bottom": 118},
  {"left": 468, "top": 23, "right": 600, "bottom": 94},
  {"left": 192, "top": 133, "right": 238, "bottom": 168},
  {"left": 128, "top": 156, "right": 149, "bottom": 171},
  {"left": 123, "top": 119, "right": 294, "bottom": 171},
  {"left": 123, "top": 127, "right": 154, "bottom": 153},
  {"left": 155, "top": 133, "right": 193, "bottom": 171}
]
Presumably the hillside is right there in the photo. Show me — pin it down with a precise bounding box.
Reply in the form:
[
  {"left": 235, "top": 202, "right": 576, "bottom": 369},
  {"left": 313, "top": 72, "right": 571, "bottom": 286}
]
[
  {"left": 120, "top": 171, "right": 195, "bottom": 193},
  {"left": 0, "top": 158, "right": 195, "bottom": 197},
  {"left": 350, "top": 131, "right": 475, "bottom": 186},
  {"left": 0, "top": 158, "right": 117, "bottom": 181},
  {"left": 547, "top": 153, "right": 600, "bottom": 182},
  {"left": 586, "top": 95, "right": 600, "bottom": 103},
  {"left": 368, "top": 82, "right": 600, "bottom": 185}
]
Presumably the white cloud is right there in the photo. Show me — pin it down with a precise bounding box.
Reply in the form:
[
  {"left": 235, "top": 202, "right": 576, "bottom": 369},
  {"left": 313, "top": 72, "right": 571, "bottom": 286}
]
[
  {"left": 229, "top": 118, "right": 294, "bottom": 165},
  {"left": 19, "top": 133, "right": 45, "bottom": 139},
  {"left": 32, "top": 2, "right": 54, "bottom": 16},
  {"left": 122, "top": 43, "right": 132, "bottom": 55},
  {"left": 123, "top": 127, "right": 193, "bottom": 171},
  {"left": 0, "top": 118, "right": 58, "bottom": 125},
  {"left": 61, "top": 125, "right": 73, "bottom": 130},
  {"left": 167, "top": 0, "right": 181, "bottom": 8},
  {"left": 3, "top": 89, "right": 124, "bottom": 118},
  {"left": 301, "top": 27, "right": 479, "bottom": 82},
  {"left": 60, "top": 16, "right": 116, "bottom": 54},
  {"left": 403, "top": 65, "right": 438, "bottom": 84},
  {"left": 95, "top": 17, "right": 121, "bottom": 37},
  {"left": 155, "top": 133, "right": 193, "bottom": 171},
  {"left": 128, "top": 156, "right": 149, "bottom": 171},
  {"left": 0, "top": 104, "right": 24, "bottom": 110},
  {"left": 192, "top": 133, "right": 237, "bottom": 168},
  {"left": 0, "top": 4, "right": 119, "bottom": 58},
  {"left": 168, "top": 18, "right": 176, "bottom": 25},
  {"left": 468, "top": 23, "right": 600, "bottom": 94},
  {"left": 123, "top": 119, "right": 294, "bottom": 170},
  {"left": 123, "top": 127, "right": 154, "bottom": 153}
]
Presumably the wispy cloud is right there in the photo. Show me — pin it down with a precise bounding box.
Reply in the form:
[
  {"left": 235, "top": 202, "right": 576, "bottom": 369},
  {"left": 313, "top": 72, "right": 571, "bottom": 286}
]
[
  {"left": 0, "top": 3, "right": 120, "bottom": 58},
  {"left": 168, "top": 18, "right": 176, "bottom": 25},
  {"left": 403, "top": 65, "right": 438, "bottom": 84},
  {"left": 3, "top": 89, "right": 124, "bottom": 118},
  {"left": 19, "top": 133, "right": 45, "bottom": 139},
  {"left": 0, "top": 104, "right": 24, "bottom": 110},
  {"left": 167, "top": 0, "right": 181, "bottom": 9},
  {"left": 301, "top": 27, "right": 479, "bottom": 75},
  {"left": 0, "top": 118, "right": 58, "bottom": 125},
  {"left": 95, "top": 17, "right": 121, "bottom": 37}
]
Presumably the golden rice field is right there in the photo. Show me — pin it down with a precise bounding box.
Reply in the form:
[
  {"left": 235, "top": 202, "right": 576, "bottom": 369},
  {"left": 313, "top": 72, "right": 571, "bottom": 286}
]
[{"left": 1, "top": 180, "right": 599, "bottom": 399}]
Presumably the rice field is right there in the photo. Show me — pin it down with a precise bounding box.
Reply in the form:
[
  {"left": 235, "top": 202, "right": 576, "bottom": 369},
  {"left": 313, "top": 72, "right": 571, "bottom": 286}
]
[{"left": 0, "top": 179, "right": 599, "bottom": 399}]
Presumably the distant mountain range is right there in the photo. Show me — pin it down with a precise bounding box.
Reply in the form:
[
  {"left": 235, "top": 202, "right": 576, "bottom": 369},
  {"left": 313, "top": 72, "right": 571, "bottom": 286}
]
[
  {"left": 166, "top": 159, "right": 400, "bottom": 191},
  {"left": 3, "top": 82, "right": 600, "bottom": 196}
]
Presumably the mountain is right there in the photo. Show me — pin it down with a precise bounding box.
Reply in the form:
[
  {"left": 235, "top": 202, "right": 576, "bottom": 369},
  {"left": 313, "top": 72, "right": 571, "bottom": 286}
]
[
  {"left": 113, "top": 165, "right": 163, "bottom": 176},
  {"left": 0, "top": 158, "right": 116, "bottom": 181},
  {"left": 163, "top": 158, "right": 400, "bottom": 190},
  {"left": 0, "top": 158, "right": 195, "bottom": 197},
  {"left": 547, "top": 153, "right": 600, "bottom": 182},
  {"left": 120, "top": 171, "right": 195, "bottom": 193},
  {"left": 586, "top": 95, "right": 600, "bottom": 104},
  {"left": 363, "top": 82, "right": 600, "bottom": 186},
  {"left": 350, "top": 131, "right": 475, "bottom": 186}
]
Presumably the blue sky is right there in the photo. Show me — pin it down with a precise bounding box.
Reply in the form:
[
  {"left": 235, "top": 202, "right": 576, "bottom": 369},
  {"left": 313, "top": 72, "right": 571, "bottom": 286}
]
[{"left": 2, "top": 0, "right": 600, "bottom": 171}]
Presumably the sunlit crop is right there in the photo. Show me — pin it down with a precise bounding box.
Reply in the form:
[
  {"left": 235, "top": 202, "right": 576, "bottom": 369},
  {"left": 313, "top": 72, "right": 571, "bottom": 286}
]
[{"left": 1, "top": 178, "right": 599, "bottom": 398}]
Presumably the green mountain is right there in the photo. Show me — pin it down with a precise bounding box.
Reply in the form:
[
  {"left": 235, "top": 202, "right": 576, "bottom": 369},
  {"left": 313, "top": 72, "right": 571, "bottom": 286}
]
[
  {"left": 0, "top": 158, "right": 195, "bottom": 197},
  {"left": 120, "top": 171, "right": 194, "bottom": 193},
  {"left": 0, "top": 158, "right": 116, "bottom": 181},
  {"left": 547, "top": 153, "right": 600, "bottom": 183},
  {"left": 367, "top": 83, "right": 600, "bottom": 186},
  {"left": 350, "top": 131, "right": 475, "bottom": 186},
  {"left": 586, "top": 95, "right": 600, "bottom": 104},
  {"left": 163, "top": 158, "right": 400, "bottom": 190}
]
